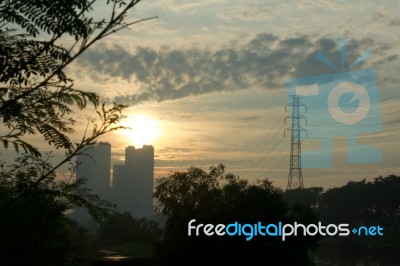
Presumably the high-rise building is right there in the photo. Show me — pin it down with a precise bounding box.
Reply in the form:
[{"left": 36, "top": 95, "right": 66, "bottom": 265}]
[
  {"left": 112, "top": 145, "right": 154, "bottom": 218},
  {"left": 77, "top": 142, "right": 112, "bottom": 197},
  {"left": 74, "top": 143, "right": 155, "bottom": 224},
  {"left": 75, "top": 142, "right": 112, "bottom": 225}
]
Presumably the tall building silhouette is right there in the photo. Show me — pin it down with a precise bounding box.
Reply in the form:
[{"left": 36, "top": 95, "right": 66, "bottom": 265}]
[
  {"left": 112, "top": 145, "right": 154, "bottom": 218},
  {"left": 77, "top": 142, "right": 112, "bottom": 197},
  {"left": 75, "top": 143, "right": 154, "bottom": 225},
  {"left": 75, "top": 142, "right": 112, "bottom": 225}
]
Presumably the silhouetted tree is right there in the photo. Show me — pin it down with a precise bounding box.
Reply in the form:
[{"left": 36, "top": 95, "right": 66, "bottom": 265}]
[
  {"left": 319, "top": 175, "right": 400, "bottom": 228},
  {"left": 0, "top": 0, "right": 154, "bottom": 264},
  {"left": 0, "top": 153, "right": 103, "bottom": 265},
  {"left": 315, "top": 175, "right": 400, "bottom": 265},
  {"left": 154, "top": 164, "right": 319, "bottom": 266},
  {"left": 284, "top": 187, "right": 323, "bottom": 208},
  {"left": 320, "top": 179, "right": 371, "bottom": 224},
  {"left": 99, "top": 212, "right": 162, "bottom": 245}
]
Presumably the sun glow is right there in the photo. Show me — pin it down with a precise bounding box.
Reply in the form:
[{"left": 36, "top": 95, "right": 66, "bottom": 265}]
[{"left": 120, "top": 114, "right": 161, "bottom": 148}]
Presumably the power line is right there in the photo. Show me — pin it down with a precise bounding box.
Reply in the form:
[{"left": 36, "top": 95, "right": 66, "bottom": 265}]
[
  {"left": 264, "top": 138, "right": 288, "bottom": 168},
  {"left": 244, "top": 136, "right": 285, "bottom": 178},
  {"left": 248, "top": 136, "right": 285, "bottom": 167},
  {"left": 267, "top": 142, "right": 289, "bottom": 170},
  {"left": 306, "top": 93, "right": 400, "bottom": 115},
  {"left": 306, "top": 119, "right": 400, "bottom": 128},
  {"left": 230, "top": 112, "right": 285, "bottom": 169},
  {"left": 308, "top": 127, "right": 400, "bottom": 140}
]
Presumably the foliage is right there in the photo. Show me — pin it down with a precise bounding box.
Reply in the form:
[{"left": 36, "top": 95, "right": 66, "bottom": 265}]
[
  {"left": 0, "top": 0, "right": 154, "bottom": 156},
  {"left": 0, "top": 0, "right": 151, "bottom": 213},
  {"left": 281, "top": 175, "right": 400, "bottom": 228},
  {"left": 98, "top": 212, "right": 163, "bottom": 244},
  {"left": 319, "top": 175, "right": 400, "bottom": 228},
  {"left": 154, "top": 164, "right": 319, "bottom": 266},
  {"left": 284, "top": 187, "right": 323, "bottom": 208},
  {"left": 0, "top": 0, "right": 155, "bottom": 264},
  {"left": 0, "top": 153, "right": 102, "bottom": 265},
  {"left": 309, "top": 175, "right": 400, "bottom": 265}
]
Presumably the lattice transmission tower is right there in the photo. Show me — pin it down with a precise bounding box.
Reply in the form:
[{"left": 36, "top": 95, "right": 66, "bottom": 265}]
[{"left": 285, "top": 95, "right": 307, "bottom": 190}]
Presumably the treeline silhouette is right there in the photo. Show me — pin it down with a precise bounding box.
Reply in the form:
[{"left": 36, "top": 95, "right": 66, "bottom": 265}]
[
  {"left": 87, "top": 169, "right": 400, "bottom": 265},
  {"left": 154, "top": 164, "right": 319, "bottom": 266},
  {"left": 153, "top": 166, "right": 400, "bottom": 266},
  {"left": 285, "top": 174, "right": 400, "bottom": 228},
  {"left": 284, "top": 174, "right": 400, "bottom": 265},
  {"left": 2, "top": 162, "right": 399, "bottom": 265}
]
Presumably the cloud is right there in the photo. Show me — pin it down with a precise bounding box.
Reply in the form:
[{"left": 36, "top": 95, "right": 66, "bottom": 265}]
[
  {"left": 76, "top": 33, "right": 394, "bottom": 106},
  {"left": 238, "top": 115, "right": 260, "bottom": 123},
  {"left": 159, "top": 0, "right": 224, "bottom": 13},
  {"left": 216, "top": 5, "right": 271, "bottom": 22},
  {"left": 388, "top": 18, "right": 400, "bottom": 26}
]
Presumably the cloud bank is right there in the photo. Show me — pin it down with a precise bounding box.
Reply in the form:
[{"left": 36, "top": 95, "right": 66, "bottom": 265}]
[{"left": 76, "top": 33, "right": 393, "bottom": 105}]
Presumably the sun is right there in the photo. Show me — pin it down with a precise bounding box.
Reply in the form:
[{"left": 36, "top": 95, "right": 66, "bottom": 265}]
[{"left": 120, "top": 114, "right": 161, "bottom": 148}]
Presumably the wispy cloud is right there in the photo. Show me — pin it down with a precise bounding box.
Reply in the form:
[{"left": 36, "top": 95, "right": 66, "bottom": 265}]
[{"left": 216, "top": 5, "right": 271, "bottom": 22}]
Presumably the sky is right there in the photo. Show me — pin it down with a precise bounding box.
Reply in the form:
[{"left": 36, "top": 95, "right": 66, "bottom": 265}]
[{"left": 63, "top": 0, "right": 400, "bottom": 189}]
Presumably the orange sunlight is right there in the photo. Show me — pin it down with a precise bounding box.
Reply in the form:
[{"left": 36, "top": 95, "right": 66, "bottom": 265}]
[{"left": 119, "top": 114, "right": 161, "bottom": 148}]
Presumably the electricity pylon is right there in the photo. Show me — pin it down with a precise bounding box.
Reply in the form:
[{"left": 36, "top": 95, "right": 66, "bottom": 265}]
[{"left": 285, "top": 95, "right": 307, "bottom": 190}]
